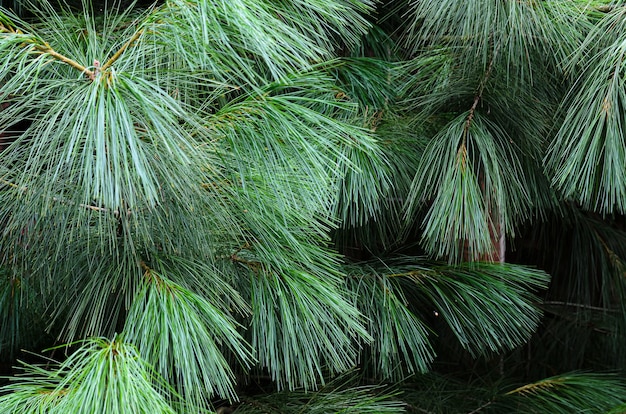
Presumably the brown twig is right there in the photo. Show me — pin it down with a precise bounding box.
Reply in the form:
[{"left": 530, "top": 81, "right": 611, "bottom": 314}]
[
  {"left": 464, "top": 39, "right": 500, "bottom": 135},
  {"left": 2, "top": 18, "right": 142, "bottom": 80},
  {"left": 541, "top": 301, "right": 618, "bottom": 313},
  {"left": 34, "top": 44, "right": 93, "bottom": 78},
  {"left": 101, "top": 29, "right": 143, "bottom": 72},
  {"left": 140, "top": 260, "right": 151, "bottom": 272},
  {"left": 1, "top": 22, "right": 93, "bottom": 77},
  {"left": 466, "top": 400, "right": 494, "bottom": 414},
  {"left": 0, "top": 178, "right": 19, "bottom": 189}
]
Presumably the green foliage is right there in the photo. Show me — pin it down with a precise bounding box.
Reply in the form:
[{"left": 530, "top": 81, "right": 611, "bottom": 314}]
[
  {"left": 497, "top": 373, "right": 626, "bottom": 413},
  {"left": 0, "top": 268, "right": 47, "bottom": 360},
  {"left": 123, "top": 260, "right": 252, "bottom": 407},
  {"left": 400, "top": 372, "right": 626, "bottom": 413},
  {"left": 233, "top": 375, "right": 406, "bottom": 413},
  {"left": 1, "top": 0, "right": 626, "bottom": 412},
  {"left": 246, "top": 265, "right": 369, "bottom": 391},
  {"left": 547, "top": 7, "right": 626, "bottom": 213},
  {"left": 346, "top": 263, "right": 434, "bottom": 380},
  {"left": 0, "top": 337, "right": 176, "bottom": 414},
  {"left": 407, "top": 112, "right": 530, "bottom": 261},
  {"left": 351, "top": 259, "right": 549, "bottom": 359},
  {"left": 401, "top": 0, "right": 588, "bottom": 76}
]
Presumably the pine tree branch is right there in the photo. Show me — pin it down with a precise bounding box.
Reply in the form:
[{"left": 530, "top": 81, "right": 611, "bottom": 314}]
[
  {"left": 466, "top": 399, "right": 493, "bottom": 414},
  {"left": 1, "top": 23, "right": 94, "bottom": 78},
  {"left": 34, "top": 44, "right": 92, "bottom": 77},
  {"left": 542, "top": 301, "right": 618, "bottom": 313},
  {"left": 2, "top": 22, "right": 143, "bottom": 80},
  {"left": 464, "top": 42, "right": 498, "bottom": 134},
  {"left": 101, "top": 29, "right": 143, "bottom": 73}
]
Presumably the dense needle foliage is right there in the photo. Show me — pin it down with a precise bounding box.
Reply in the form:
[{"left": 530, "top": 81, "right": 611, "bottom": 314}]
[{"left": 0, "top": 0, "right": 626, "bottom": 413}]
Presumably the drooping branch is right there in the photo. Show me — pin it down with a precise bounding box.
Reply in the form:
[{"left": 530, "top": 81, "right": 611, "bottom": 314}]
[
  {"left": 461, "top": 43, "right": 503, "bottom": 263},
  {"left": 460, "top": 44, "right": 498, "bottom": 173}
]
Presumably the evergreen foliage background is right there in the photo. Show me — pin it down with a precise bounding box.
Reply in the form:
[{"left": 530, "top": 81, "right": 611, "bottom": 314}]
[{"left": 0, "top": 0, "right": 626, "bottom": 412}]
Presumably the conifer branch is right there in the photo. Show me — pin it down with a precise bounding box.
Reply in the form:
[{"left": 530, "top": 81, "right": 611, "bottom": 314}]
[
  {"left": 35, "top": 44, "right": 93, "bottom": 78},
  {"left": 101, "top": 29, "right": 143, "bottom": 72}
]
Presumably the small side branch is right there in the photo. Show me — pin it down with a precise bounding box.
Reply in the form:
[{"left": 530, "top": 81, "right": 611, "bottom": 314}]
[
  {"left": 464, "top": 40, "right": 499, "bottom": 134},
  {"left": 467, "top": 400, "right": 493, "bottom": 414},
  {"left": 35, "top": 44, "right": 94, "bottom": 78},
  {"left": 2, "top": 22, "right": 142, "bottom": 80},
  {"left": 1, "top": 22, "right": 93, "bottom": 78},
  {"left": 542, "top": 301, "right": 618, "bottom": 313},
  {"left": 101, "top": 29, "right": 143, "bottom": 72}
]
